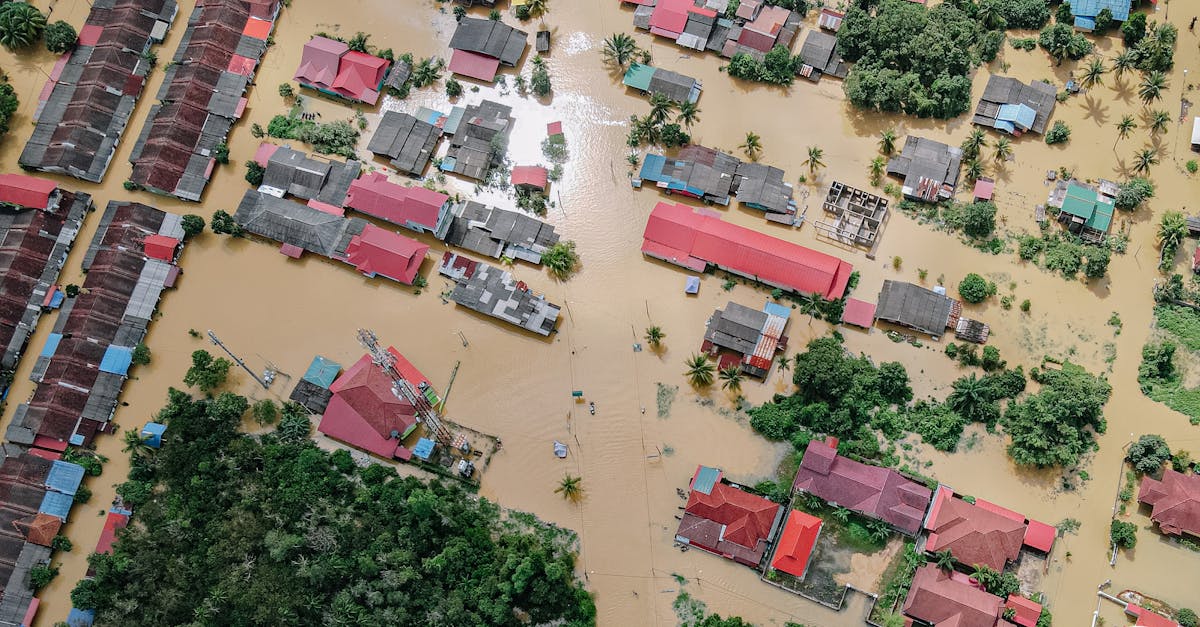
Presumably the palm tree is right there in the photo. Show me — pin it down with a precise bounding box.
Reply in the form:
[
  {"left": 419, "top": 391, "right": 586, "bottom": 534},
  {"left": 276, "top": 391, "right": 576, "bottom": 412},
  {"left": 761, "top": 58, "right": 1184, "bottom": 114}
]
[
  {"left": 976, "top": 1, "right": 1004, "bottom": 29},
  {"left": 1111, "top": 50, "right": 1136, "bottom": 81},
  {"left": 1132, "top": 147, "right": 1159, "bottom": 175},
  {"left": 934, "top": 549, "right": 956, "bottom": 572},
  {"left": 684, "top": 354, "right": 716, "bottom": 387},
  {"left": 1158, "top": 210, "right": 1187, "bottom": 268},
  {"left": 526, "top": 0, "right": 550, "bottom": 25},
  {"left": 739, "top": 132, "right": 762, "bottom": 161},
  {"left": 963, "top": 159, "right": 985, "bottom": 184},
  {"left": 1148, "top": 109, "right": 1171, "bottom": 136},
  {"left": 676, "top": 100, "right": 700, "bottom": 129},
  {"left": 961, "top": 128, "right": 987, "bottom": 160},
  {"left": 992, "top": 137, "right": 1012, "bottom": 164},
  {"left": 878, "top": 128, "right": 897, "bottom": 155},
  {"left": 719, "top": 366, "right": 743, "bottom": 394},
  {"left": 1115, "top": 115, "right": 1137, "bottom": 147},
  {"left": 555, "top": 474, "right": 583, "bottom": 503},
  {"left": 647, "top": 93, "right": 675, "bottom": 126},
  {"left": 122, "top": 429, "right": 154, "bottom": 459},
  {"left": 1138, "top": 71, "right": 1167, "bottom": 106},
  {"left": 803, "top": 146, "right": 825, "bottom": 176},
  {"left": 868, "top": 156, "right": 886, "bottom": 184},
  {"left": 644, "top": 325, "right": 665, "bottom": 348},
  {"left": 797, "top": 292, "right": 821, "bottom": 324},
  {"left": 602, "top": 33, "right": 639, "bottom": 68},
  {"left": 0, "top": 3, "right": 47, "bottom": 50},
  {"left": 832, "top": 506, "right": 851, "bottom": 524},
  {"left": 776, "top": 353, "right": 791, "bottom": 374},
  {"left": 947, "top": 373, "right": 991, "bottom": 423},
  {"left": 1080, "top": 57, "right": 1106, "bottom": 89}
]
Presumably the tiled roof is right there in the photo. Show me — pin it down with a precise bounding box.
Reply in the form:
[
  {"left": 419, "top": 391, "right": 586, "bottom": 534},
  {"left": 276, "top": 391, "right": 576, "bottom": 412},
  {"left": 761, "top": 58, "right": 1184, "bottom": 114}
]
[
  {"left": 925, "top": 487, "right": 1025, "bottom": 571},
  {"left": 317, "top": 353, "right": 419, "bottom": 458},
  {"left": 1139, "top": 469, "right": 1200, "bottom": 537},
  {"left": 903, "top": 565, "right": 1003, "bottom": 627},
  {"left": 770, "top": 510, "right": 821, "bottom": 578},
  {"left": 793, "top": 440, "right": 931, "bottom": 535}
]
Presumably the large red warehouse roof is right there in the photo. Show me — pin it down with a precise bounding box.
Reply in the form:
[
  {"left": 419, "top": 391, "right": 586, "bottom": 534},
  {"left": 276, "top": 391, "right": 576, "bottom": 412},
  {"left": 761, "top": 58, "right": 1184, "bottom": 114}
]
[{"left": 642, "top": 201, "right": 853, "bottom": 300}]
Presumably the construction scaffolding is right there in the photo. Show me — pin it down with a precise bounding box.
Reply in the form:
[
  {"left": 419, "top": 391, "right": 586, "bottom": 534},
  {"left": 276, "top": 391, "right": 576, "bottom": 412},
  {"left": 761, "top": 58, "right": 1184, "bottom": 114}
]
[{"left": 356, "top": 328, "right": 453, "bottom": 446}]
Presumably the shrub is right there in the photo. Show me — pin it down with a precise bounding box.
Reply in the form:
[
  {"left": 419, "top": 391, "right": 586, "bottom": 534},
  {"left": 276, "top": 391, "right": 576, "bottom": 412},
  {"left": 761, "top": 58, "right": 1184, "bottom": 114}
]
[
  {"left": 251, "top": 399, "right": 279, "bottom": 426},
  {"left": 962, "top": 201, "right": 997, "bottom": 239},
  {"left": 1177, "top": 608, "right": 1198, "bottom": 627},
  {"left": 1115, "top": 178, "right": 1154, "bottom": 210},
  {"left": 958, "top": 273, "right": 993, "bottom": 303},
  {"left": 131, "top": 343, "right": 151, "bottom": 366},
  {"left": 1110, "top": 519, "right": 1137, "bottom": 549},
  {"left": 29, "top": 563, "right": 57, "bottom": 590},
  {"left": 445, "top": 77, "right": 462, "bottom": 97},
  {"left": 531, "top": 58, "right": 552, "bottom": 96},
  {"left": 210, "top": 210, "right": 242, "bottom": 237},
  {"left": 1020, "top": 299, "right": 1031, "bottom": 312},
  {"left": 245, "top": 161, "right": 265, "bottom": 186},
  {"left": 543, "top": 241, "right": 579, "bottom": 280},
  {"left": 51, "top": 535, "right": 73, "bottom": 552},
  {"left": 1127, "top": 434, "right": 1172, "bottom": 474},
  {"left": 213, "top": 142, "right": 229, "bottom": 164},
  {"left": 181, "top": 214, "right": 205, "bottom": 239},
  {"left": 515, "top": 4, "right": 531, "bottom": 20},
  {"left": 1044, "top": 121, "right": 1071, "bottom": 144},
  {"left": 278, "top": 82, "right": 294, "bottom": 98},
  {"left": 44, "top": 20, "right": 76, "bottom": 53}
]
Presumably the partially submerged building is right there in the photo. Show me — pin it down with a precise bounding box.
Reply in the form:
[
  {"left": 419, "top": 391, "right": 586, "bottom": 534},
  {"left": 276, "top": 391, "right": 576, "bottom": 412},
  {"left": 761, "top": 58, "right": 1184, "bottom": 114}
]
[
  {"left": 816, "top": 182, "right": 889, "bottom": 249},
  {"left": 7, "top": 202, "right": 186, "bottom": 450},
  {"left": 317, "top": 349, "right": 434, "bottom": 461},
  {"left": 293, "top": 36, "right": 391, "bottom": 104},
  {"left": 923, "top": 485, "right": 1056, "bottom": 571},
  {"left": 129, "top": 0, "right": 279, "bottom": 201},
  {"left": 641, "top": 201, "right": 854, "bottom": 300},
  {"left": 632, "top": 0, "right": 800, "bottom": 58},
  {"left": 886, "top": 136, "right": 962, "bottom": 202},
  {"left": 675, "top": 465, "right": 783, "bottom": 567},
  {"left": 1070, "top": 0, "right": 1132, "bottom": 31},
  {"left": 701, "top": 301, "right": 789, "bottom": 378},
  {"left": 254, "top": 143, "right": 360, "bottom": 205},
  {"left": 902, "top": 565, "right": 1007, "bottom": 627},
  {"left": 792, "top": 439, "right": 932, "bottom": 535},
  {"left": 734, "top": 162, "right": 796, "bottom": 222},
  {"left": 973, "top": 76, "right": 1057, "bottom": 136},
  {"left": 767, "top": 510, "right": 822, "bottom": 581},
  {"left": 343, "top": 171, "right": 451, "bottom": 234},
  {"left": 510, "top": 166, "right": 549, "bottom": 193},
  {"left": 441, "top": 100, "right": 513, "bottom": 180},
  {"left": 438, "top": 252, "right": 560, "bottom": 336},
  {"left": 19, "top": 0, "right": 178, "bottom": 182},
  {"left": 875, "top": 280, "right": 958, "bottom": 338},
  {"left": 366, "top": 110, "right": 444, "bottom": 176},
  {"left": 447, "top": 17, "right": 528, "bottom": 81},
  {"left": 796, "top": 30, "right": 847, "bottom": 82},
  {"left": 637, "top": 145, "right": 742, "bottom": 206},
  {"left": 441, "top": 201, "right": 560, "bottom": 265},
  {"left": 1138, "top": 468, "right": 1200, "bottom": 539},
  {"left": 1047, "top": 178, "right": 1116, "bottom": 243},
  {"left": 622, "top": 63, "right": 702, "bottom": 103}
]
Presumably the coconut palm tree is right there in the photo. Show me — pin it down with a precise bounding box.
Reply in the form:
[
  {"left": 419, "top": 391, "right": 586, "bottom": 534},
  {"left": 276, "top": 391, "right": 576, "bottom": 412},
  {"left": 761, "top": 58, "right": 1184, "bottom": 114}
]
[
  {"left": 122, "top": 429, "right": 154, "bottom": 459},
  {"left": 1158, "top": 210, "right": 1187, "bottom": 268},
  {"left": 684, "top": 354, "right": 716, "bottom": 387},
  {"left": 644, "top": 325, "right": 665, "bottom": 348},
  {"left": 934, "top": 550, "right": 956, "bottom": 572},
  {"left": 739, "top": 132, "right": 762, "bottom": 161},
  {"left": 647, "top": 93, "right": 674, "bottom": 126},
  {"left": 1132, "top": 147, "right": 1159, "bottom": 175},
  {"left": 676, "top": 100, "right": 700, "bottom": 129},
  {"left": 879, "top": 128, "right": 897, "bottom": 155},
  {"left": 963, "top": 159, "right": 985, "bottom": 184},
  {"left": 1115, "top": 115, "right": 1137, "bottom": 147},
  {"left": 976, "top": 1, "right": 1004, "bottom": 30},
  {"left": 992, "top": 137, "right": 1012, "bottom": 164},
  {"left": 555, "top": 474, "right": 583, "bottom": 502},
  {"left": 961, "top": 128, "right": 987, "bottom": 161},
  {"left": 719, "top": 366, "right": 743, "bottom": 394},
  {"left": 797, "top": 292, "right": 821, "bottom": 324},
  {"left": 868, "top": 156, "right": 887, "bottom": 184},
  {"left": 526, "top": 0, "right": 550, "bottom": 25},
  {"left": 1148, "top": 109, "right": 1171, "bottom": 136},
  {"left": 1111, "top": 50, "right": 1136, "bottom": 80},
  {"left": 1080, "top": 57, "right": 1106, "bottom": 89},
  {"left": 803, "top": 146, "right": 825, "bottom": 175},
  {"left": 1138, "top": 71, "right": 1167, "bottom": 106},
  {"left": 947, "top": 373, "right": 992, "bottom": 423},
  {"left": 602, "top": 33, "right": 639, "bottom": 68},
  {"left": 0, "top": 2, "right": 47, "bottom": 50},
  {"left": 776, "top": 353, "right": 791, "bottom": 374}
]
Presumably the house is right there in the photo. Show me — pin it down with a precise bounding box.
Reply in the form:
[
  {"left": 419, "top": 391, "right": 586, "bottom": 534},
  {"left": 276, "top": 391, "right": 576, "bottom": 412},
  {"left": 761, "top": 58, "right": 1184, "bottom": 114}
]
[
  {"left": 973, "top": 76, "right": 1057, "bottom": 136},
  {"left": 318, "top": 350, "right": 431, "bottom": 460},
  {"left": 842, "top": 298, "right": 877, "bottom": 329},
  {"left": 448, "top": 17, "right": 528, "bottom": 81},
  {"left": 886, "top": 136, "right": 962, "bottom": 202},
  {"left": 675, "top": 465, "right": 783, "bottom": 567},
  {"left": 797, "top": 30, "right": 848, "bottom": 81},
  {"left": 1004, "top": 596, "right": 1044, "bottom": 627},
  {"left": 736, "top": 4, "right": 795, "bottom": 55},
  {"left": 93, "top": 507, "right": 132, "bottom": 557},
  {"left": 0, "top": 452, "right": 57, "bottom": 626},
  {"left": 438, "top": 252, "right": 561, "bottom": 336},
  {"left": 637, "top": 145, "right": 742, "bottom": 205},
  {"left": 818, "top": 7, "right": 845, "bottom": 31},
  {"left": 923, "top": 486, "right": 1025, "bottom": 571},
  {"left": 734, "top": 162, "right": 794, "bottom": 218},
  {"left": 294, "top": 36, "right": 391, "bottom": 104},
  {"left": 769, "top": 510, "right": 822, "bottom": 580},
  {"left": 0, "top": 174, "right": 58, "bottom": 210},
  {"left": 973, "top": 178, "right": 996, "bottom": 202},
  {"left": 1191, "top": 117, "right": 1200, "bottom": 151},
  {"left": 622, "top": 63, "right": 702, "bottom": 104},
  {"left": 1048, "top": 179, "right": 1115, "bottom": 243},
  {"left": 6, "top": 202, "right": 185, "bottom": 450},
  {"left": 1138, "top": 468, "right": 1200, "bottom": 538},
  {"left": 143, "top": 234, "right": 180, "bottom": 262},
  {"left": 701, "top": 301, "right": 789, "bottom": 378},
  {"left": 234, "top": 190, "right": 364, "bottom": 258},
  {"left": 366, "top": 111, "right": 443, "bottom": 176},
  {"left": 875, "top": 280, "right": 958, "bottom": 338},
  {"left": 641, "top": 201, "right": 855, "bottom": 300},
  {"left": 343, "top": 224, "right": 428, "bottom": 285},
  {"left": 129, "top": 0, "right": 279, "bottom": 201},
  {"left": 1070, "top": 0, "right": 1132, "bottom": 30},
  {"left": 792, "top": 439, "right": 932, "bottom": 535},
  {"left": 344, "top": 172, "right": 451, "bottom": 234},
  {"left": 647, "top": 0, "right": 715, "bottom": 41},
  {"left": 442, "top": 100, "right": 514, "bottom": 180},
  {"left": 1126, "top": 604, "right": 1182, "bottom": 627},
  {"left": 511, "top": 166, "right": 549, "bottom": 192},
  {"left": 816, "top": 182, "right": 889, "bottom": 248},
  {"left": 631, "top": 0, "right": 798, "bottom": 58},
  {"left": 18, "top": 0, "right": 178, "bottom": 183},
  {"left": 902, "top": 565, "right": 1006, "bottom": 627},
  {"left": 255, "top": 143, "right": 361, "bottom": 205},
  {"left": 441, "top": 201, "right": 560, "bottom": 264}
]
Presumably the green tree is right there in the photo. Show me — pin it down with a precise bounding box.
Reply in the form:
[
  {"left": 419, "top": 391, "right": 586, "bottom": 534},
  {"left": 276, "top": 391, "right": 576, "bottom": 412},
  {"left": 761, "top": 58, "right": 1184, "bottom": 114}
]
[
  {"left": 879, "top": 128, "right": 897, "bottom": 155},
  {"left": 958, "top": 273, "right": 992, "bottom": 303},
  {"left": 542, "top": 240, "right": 579, "bottom": 280},
  {"left": 948, "top": 374, "right": 999, "bottom": 424},
  {"left": 1115, "top": 115, "right": 1137, "bottom": 147},
  {"left": 131, "top": 343, "right": 151, "bottom": 366},
  {"left": 1080, "top": 57, "right": 1106, "bottom": 89},
  {"left": 992, "top": 137, "right": 1012, "bottom": 164},
  {"left": 245, "top": 161, "right": 265, "bottom": 186},
  {"left": 685, "top": 354, "right": 715, "bottom": 387},
  {"left": 278, "top": 82, "right": 294, "bottom": 99},
  {"left": 1112, "top": 49, "right": 1137, "bottom": 80},
  {"left": 1003, "top": 363, "right": 1111, "bottom": 467},
  {"left": 1127, "top": 434, "right": 1172, "bottom": 474},
  {"left": 602, "top": 33, "right": 638, "bottom": 68},
  {"left": 555, "top": 474, "right": 583, "bottom": 502},
  {"left": 1039, "top": 23, "right": 1092, "bottom": 65},
  {"left": 29, "top": 563, "right": 57, "bottom": 590},
  {"left": 180, "top": 214, "right": 205, "bottom": 239},
  {"left": 676, "top": 100, "right": 699, "bottom": 129},
  {"left": 1114, "top": 177, "right": 1154, "bottom": 210},
  {"left": 962, "top": 159, "right": 984, "bottom": 184},
  {"left": 1122, "top": 12, "right": 1148, "bottom": 46},
  {"left": 644, "top": 326, "right": 665, "bottom": 348},
  {"left": 1133, "top": 147, "right": 1159, "bottom": 176},
  {"left": 1176, "top": 608, "right": 1198, "bottom": 627},
  {"left": 647, "top": 93, "right": 674, "bottom": 126},
  {"left": 526, "top": 0, "right": 550, "bottom": 24},
  {"left": 739, "top": 132, "right": 762, "bottom": 161},
  {"left": 1110, "top": 519, "right": 1137, "bottom": 549},
  {"left": 1044, "top": 120, "right": 1071, "bottom": 145},
  {"left": 1157, "top": 210, "right": 1186, "bottom": 272},
  {"left": 122, "top": 429, "right": 153, "bottom": 460},
  {"left": 1148, "top": 109, "right": 1170, "bottom": 135},
  {"left": 410, "top": 56, "right": 444, "bottom": 88},
  {"left": 51, "top": 535, "right": 73, "bottom": 552},
  {"left": 869, "top": 156, "right": 887, "bottom": 185},
  {"left": 962, "top": 202, "right": 997, "bottom": 239},
  {"left": 933, "top": 549, "right": 956, "bottom": 571},
  {"left": 347, "top": 31, "right": 368, "bottom": 53},
  {"left": 183, "top": 350, "right": 231, "bottom": 393},
  {"left": 719, "top": 366, "right": 744, "bottom": 394},
  {"left": 803, "top": 146, "right": 825, "bottom": 176},
  {"left": 0, "top": 81, "right": 18, "bottom": 136},
  {"left": 210, "top": 210, "right": 242, "bottom": 236},
  {"left": 43, "top": 20, "right": 76, "bottom": 54},
  {"left": 530, "top": 56, "right": 551, "bottom": 97},
  {"left": 0, "top": 2, "right": 47, "bottom": 49},
  {"left": 251, "top": 399, "right": 279, "bottom": 426},
  {"left": 445, "top": 77, "right": 463, "bottom": 97},
  {"left": 1138, "top": 71, "right": 1167, "bottom": 105},
  {"left": 961, "top": 128, "right": 988, "bottom": 161}
]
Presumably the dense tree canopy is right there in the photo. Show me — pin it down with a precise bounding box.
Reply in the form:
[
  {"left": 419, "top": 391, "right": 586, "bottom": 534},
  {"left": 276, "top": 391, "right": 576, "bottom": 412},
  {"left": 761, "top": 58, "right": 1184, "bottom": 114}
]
[
  {"left": 76, "top": 387, "right": 595, "bottom": 626},
  {"left": 1002, "top": 362, "right": 1111, "bottom": 467},
  {"left": 1127, "top": 434, "right": 1172, "bottom": 474}
]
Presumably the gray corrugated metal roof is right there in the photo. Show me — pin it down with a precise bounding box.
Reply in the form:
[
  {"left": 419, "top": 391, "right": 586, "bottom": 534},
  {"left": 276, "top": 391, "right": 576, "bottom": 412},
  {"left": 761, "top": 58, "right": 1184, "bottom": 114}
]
[
  {"left": 647, "top": 68, "right": 700, "bottom": 103},
  {"left": 875, "top": 280, "right": 953, "bottom": 336},
  {"left": 234, "top": 190, "right": 353, "bottom": 256},
  {"left": 449, "top": 17, "right": 528, "bottom": 66},
  {"left": 367, "top": 111, "right": 442, "bottom": 176},
  {"left": 975, "top": 75, "right": 1058, "bottom": 134}
]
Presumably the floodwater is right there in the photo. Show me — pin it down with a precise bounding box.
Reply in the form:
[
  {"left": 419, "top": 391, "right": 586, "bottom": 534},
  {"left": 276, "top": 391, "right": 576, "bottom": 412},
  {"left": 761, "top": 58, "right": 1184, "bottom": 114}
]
[{"left": 2, "top": 0, "right": 1199, "bottom": 625}]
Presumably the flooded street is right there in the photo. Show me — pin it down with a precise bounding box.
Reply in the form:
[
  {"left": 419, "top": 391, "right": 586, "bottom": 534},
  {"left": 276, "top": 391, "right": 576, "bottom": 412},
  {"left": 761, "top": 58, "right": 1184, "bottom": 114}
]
[{"left": 2, "top": 0, "right": 1200, "bottom": 624}]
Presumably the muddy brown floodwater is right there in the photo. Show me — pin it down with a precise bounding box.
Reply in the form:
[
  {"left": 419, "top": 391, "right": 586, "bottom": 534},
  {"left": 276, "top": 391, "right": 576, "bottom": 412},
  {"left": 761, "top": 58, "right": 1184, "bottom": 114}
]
[{"left": 2, "top": 0, "right": 1200, "bottom": 625}]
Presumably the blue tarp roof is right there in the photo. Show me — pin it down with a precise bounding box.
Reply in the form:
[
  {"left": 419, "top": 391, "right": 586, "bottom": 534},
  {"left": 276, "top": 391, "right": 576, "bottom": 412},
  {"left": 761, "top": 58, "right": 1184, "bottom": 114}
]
[
  {"left": 413, "top": 438, "right": 436, "bottom": 460},
  {"left": 1072, "top": 0, "right": 1131, "bottom": 21},
  {"left": 692, "top": 466, "right": 720, "bottom": 495},
  {"left": 303, "top": 356, "right": 342, "bottom": 389},
  {"left": 45, "top": 460, "right": 85, "bottom": 495},
  {"left": 40, "top": 333, "right": 62, "bottom": 358},
  {"left": 639, "top": 154, "right": 667, "bottom": 183},
  {"left": 1074, "top": 15, "right": 1097, "bottom": 30},
  {"left": 439, "top": 156, "right": 457, "bottom": 172},
  {"left": 99, "top": 345, "right": 134, "bottom": 376},
  {"left": 997, "top": 103, "right": 1036, "bottom": 130},
  {"left": 764, "top": 301, "right": 792, "bottom": 320},
  {"left": 66, "top": 608, "right": 96, "bottom": 626},
  {"left": 69, "top": 433, "right": 84, "bottom": 446},
  {"left": 48, "top": 290, "right": 65, "bottom": 309},
  {"left": 995, "top": 119, "right": 1016, "bottom": 134},
  {"left": 39, "top": 491, "right": 74, "bottom": 521},
  {"left": 141, "top": 422, "right": 167, "bottom": 448},
  {"left": 685, "top": 276, "right": 700, "bottom": 294}
]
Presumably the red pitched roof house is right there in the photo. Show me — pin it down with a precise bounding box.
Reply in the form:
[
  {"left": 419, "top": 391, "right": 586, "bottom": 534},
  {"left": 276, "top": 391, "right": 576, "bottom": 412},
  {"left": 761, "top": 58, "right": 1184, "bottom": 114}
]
[
  {"left": 294, "top": 37, "right": 390, "bottom": 104},
  {"left": 1126, "top": 604, "right": 1181, "bottom": 627},
  {"left": 449, "top": 49, "right": 502, "bottom": 82},
  {"left": 94, "top": 509, "right": 131, "bottom": 555},
  {"left": 1138, "top": 468, "right": 1200, "bottom": 538},
  {"left": 792, "top": 439, "right": 932, "bottom": 535},
  {"left": 903, "top": 565, "right": 1005, "bottom": 627},
  {"left": 344, "top": 172, "right": 449, "bottom": 233},
  {"left": 342, "top": 224, "right": 428, "bottom": 285},
  {"left": 649, "top": 0, "right": 701, "bottom": 38},
  {"left": 675, "top": 465, "right": 782, "bottom": 567},
  {"left": 143, "top": 234, "right": 180, "bottom": 262},
  {"left": 642, "top": 201, "right": 854, "bottom": 300},
  {"left": 770, "top": 510, "right": 822, "bottom": 579},
  {"left": 0, "top": 174, "right": 56, "bottom": 210},
  {"left": 924, "top": 486, "right": 1026, "bottom": 571},
  {"left": 739, "top": 4, "right": 789, "bottom": 53},
  {"left": 1004, "top": 595, "right": 1043, "bottom": 627},
  {"left": 295, "top": 36, "right": 347, "bottom": 88},
  {"left": 317, "top": 349, "right": 432, "bottom": 460},
  {"left": 510, "top": 165, "right": 549, "bottom": 192}
]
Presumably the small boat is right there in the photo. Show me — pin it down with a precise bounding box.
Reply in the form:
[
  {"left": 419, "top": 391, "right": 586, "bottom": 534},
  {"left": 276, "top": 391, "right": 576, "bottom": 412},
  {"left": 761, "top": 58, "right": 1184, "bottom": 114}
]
[{"left": 588, "top": 402, "right": 596, "bottom": 415}]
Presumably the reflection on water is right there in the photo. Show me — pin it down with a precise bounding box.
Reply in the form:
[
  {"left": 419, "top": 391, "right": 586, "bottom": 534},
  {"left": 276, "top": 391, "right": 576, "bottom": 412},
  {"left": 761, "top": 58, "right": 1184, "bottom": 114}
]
[{"left": 1, "top": 1, "right": 1198, "bottom": 625}]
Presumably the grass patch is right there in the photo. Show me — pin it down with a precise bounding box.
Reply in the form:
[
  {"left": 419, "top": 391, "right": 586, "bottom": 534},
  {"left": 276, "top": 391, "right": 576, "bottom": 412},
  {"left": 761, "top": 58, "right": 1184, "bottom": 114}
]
[
  {"left": 655, "top": 383, "right": 678, "bottom": 419},
  {"left": 1155, "top": 305, "right": 1200, "bottom": 351}
]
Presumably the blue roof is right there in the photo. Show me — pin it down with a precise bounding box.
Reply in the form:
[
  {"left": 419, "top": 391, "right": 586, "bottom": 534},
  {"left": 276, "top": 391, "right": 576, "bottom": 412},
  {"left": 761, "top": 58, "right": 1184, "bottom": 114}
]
[
  {"left": 48, "top": 290, "right": 65, "bottom": 309},
  {"left": 302, "top": 355, "right": 342, "bottom": 389},
  {"left": 39, "top": 491, "right": 74, "bottom": 521},
  {"left": 1071, "top": 0, "right": 1131, "bottom": 21},
  {"left": 99, "top": 345, "right": 134, "bottom": 376},
  {"left": 69, "top": 433, "right": 84, "bottom": 446},
  {"left": 45, "top": 460, "right": 85, "bottom": 495},
  {"left": 764, "top": 301, "right": 792, "bottom": 320},
  {"left": 413, "top": 438, "right": 436, "bottom": 461},
  {"left": 439, "top": 156, "right": 457, "bottom": 172},
  {"left": 66, "top": 608, "right": 96, "bottom": 627},
  {"left": 994, "top": 119, "right": 1016, "bottom": 134},
  {"left": 1074, "top": 15, "right": 1097, "bottom": 30},
  {"left": 997, "top": 103, "right": 1036, "bottom": 131},
  {"left": 692, "top": 466, "right": 720, "bottom": 495},
  {"left": 685, "top": 276, "right": 700, "bottom": 294},
  {"left": 443, "top": 106, "right": 466, "bottom": 135},
  {"left": 40, "top": 333, "right": 62, "bottom": 358},
  {"left": 141, "top": 422, "right": 167, "bottom": 448},
  {"left": 639, "top": 154, "right": 667, "bottom": 183}
]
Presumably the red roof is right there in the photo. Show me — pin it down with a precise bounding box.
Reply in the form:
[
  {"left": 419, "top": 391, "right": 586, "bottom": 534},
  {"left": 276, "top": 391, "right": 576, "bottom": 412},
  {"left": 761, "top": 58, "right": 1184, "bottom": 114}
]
[
  {"left": 280, "top": 243, "right": 303, "bottom": 258},
  {"left": 1022, "top": 519, "right": 1056, "bottom": 552},
  {"left": 449, "top": 49, "right": 501, "bottom": 82},
  {"left": 143, "top": 234, "right": 179, "bottom": 261},
  {"left": 642, "top": 202, "right": 854, "bottom": 300},
  {"left": 1138, "top": 469, "right": 1200, "bottom": 537},
  {"left": 0, "top": 174, "right": 56, "bottom": 209},
  {"left": 294, "top": 36, "right": 347, "bottom": 87},
  {"left": 345, "top": 172, "right": 448, "bottom": 231},
  {"left": 317, "top": 353, "right": 422, "bottom": 459},
  {"left": 770, "top": 510, "right": 822, "bottom": 578},
  {"left": 344, "top": 224, "right": 429, "bottom": 285},
  {"left": 684, "top": 482, "right": 779, "bottom": 550},
  {"left": 227, "top": 54, "right": 257, "bottom": 76},
  {"left": 78, "top": 24, "right": 102, "bottom": 46},
  {"left": 252, "top": 141, "right": 279, "bottom": 166},
  {"left": 331, "top": 51, "right": 389, "bottom": 104},
  {"left": 307, "top": 199, "right": 345, "bottom": 216},
  {"left": 925, "top": 487, "right": 1025, "bottom": 571},
  {"left": 842, "top": 298, "right": 877, "bottom": 328},
  {"left": 1004, "top": 595, "right": 1042, "bottom": 627},
  {"left": 973, "top": 178, "right": 995, "bottom": 201},
  {"left": 24, "top": 513, "right": 62, "bottom": 547},
  {"left": 242, "top": 17, "right": 273, "bottom": 40},
  {"left": 793, "top": 440, "right": 931, "bottom": 534},
  {"left": 1128, "top": 605, "right": 1181, "bottom": 627},
  {"left": 650, "top": 0, "right": 715, "bottom": 36},
  {"left": 903, "top": 565, "right": 1004, "bottom": 627},
  {"left": 511, "top": 165, "right": 549, "bottom": 190},
  {"left": 547, "top": 121, "right": 563, "bottom": 137},
  {"left": 95, "top": 510, "right": 130, "bottom": 555}
]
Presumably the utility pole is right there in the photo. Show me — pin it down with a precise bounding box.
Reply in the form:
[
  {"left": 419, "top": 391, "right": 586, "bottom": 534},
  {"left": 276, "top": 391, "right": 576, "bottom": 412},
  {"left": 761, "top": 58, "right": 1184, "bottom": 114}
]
[{"left": 207, "top": 330, "right": 270, "bottom": 389}]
